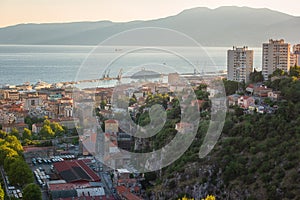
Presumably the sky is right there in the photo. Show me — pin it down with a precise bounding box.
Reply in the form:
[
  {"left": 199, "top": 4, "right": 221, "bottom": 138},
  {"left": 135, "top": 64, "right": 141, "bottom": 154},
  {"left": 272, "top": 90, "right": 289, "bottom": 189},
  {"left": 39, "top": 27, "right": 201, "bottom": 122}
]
[{"left": 0, "top": 0, "right": 299, "bottom": 28}]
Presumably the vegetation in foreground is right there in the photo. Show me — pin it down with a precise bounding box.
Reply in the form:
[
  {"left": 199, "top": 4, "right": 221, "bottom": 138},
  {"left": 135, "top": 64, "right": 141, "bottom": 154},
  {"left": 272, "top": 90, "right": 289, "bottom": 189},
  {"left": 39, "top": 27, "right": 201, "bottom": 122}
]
[{"left": 140, "top": 68, "right": 300, "bottom": 199}]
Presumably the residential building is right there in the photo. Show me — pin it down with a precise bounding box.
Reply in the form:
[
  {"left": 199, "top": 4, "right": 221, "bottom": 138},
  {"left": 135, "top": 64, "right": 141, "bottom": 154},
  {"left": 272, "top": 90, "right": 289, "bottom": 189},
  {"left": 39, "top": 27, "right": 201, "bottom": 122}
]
[
  {"left": 227, "top": 94, "right": 241, "bottom": 106},
  {"left": 23, "top": 96, "right": 43, "bottom": 110},
  {"left": 168, "top": 73, "right": 180, "bottom": 85},
  {"left": 262, "top": 39, "right": 290, "bottom": 80},
  {"left": 268, "top": 91, "right": 281, "bottom": 101},
  {"left": 105, "top": 119, "right": 119, "bottom": 133},
  {"left": 59, "top": 117, "right": 79, "bottom": 130},
  {"left": 293, "top": 44, "right": 300, "bottom": 53},
  {"left": 32, "top": 123, "right": 43, "bottom": 133},
  {"left": 116, "top": 185, "right": 143, "bottom": 200},
  {"left": 2, "top": 123, "right": 28, "bottom": 135},
  {"left": 253, "top": 86, "right": 273, "bottom": 97},
  {"left": 175, "top": 122, "right": 193, "bottom": 133},
  {"left": 290, "top": 53, "right": 299, "bottom": 67},
  {"left": 227, "top": 46, "right": 253, "bottom": 83},
  {"left": 237, "top": 96, "right": 255, "bottom": 109},
  {"left": 1, "top": 90, "right": 20, "bottom": 101},
  {"left": 291, "top": 44, "right": 300, "bottom": 66}
]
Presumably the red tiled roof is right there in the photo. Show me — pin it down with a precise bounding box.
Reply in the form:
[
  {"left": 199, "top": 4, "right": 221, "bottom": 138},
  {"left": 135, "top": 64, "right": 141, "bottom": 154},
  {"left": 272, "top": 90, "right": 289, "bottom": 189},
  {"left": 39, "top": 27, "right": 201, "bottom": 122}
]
[
  {"left": 176, "top": 122, "right": 193, "bottom": 129},
  {"left": 53, "top": 160, "right": 100, "bottom": 183},
  {"left": 247, "top": 84, "right": 254, "bottom": 88},
  {"left": 15, "top": 123, "right": 27, "bottom": 127},
  {"left": 241, "top": 96, "right": 251, "bottom": 99},
  {"left": 116, "top": 186, "right": 143, "bottom": 200},
  {"left": 61, "top": 97, "right": 72, "bottom": 100},
  {"left": 117, "top": 179, "right": 137, "bottom": 184},
  {"left": 33, "top": 123, "right": 43, "bottom": 127},
  {"left": 48, "top": 183, "right": 76, "bottom": 191},
  {"left": 105, "top": 119, "right": 118, "bottom": 124},
  {"left": 23, "top": 146, "right": 54, "bottom": 153}
]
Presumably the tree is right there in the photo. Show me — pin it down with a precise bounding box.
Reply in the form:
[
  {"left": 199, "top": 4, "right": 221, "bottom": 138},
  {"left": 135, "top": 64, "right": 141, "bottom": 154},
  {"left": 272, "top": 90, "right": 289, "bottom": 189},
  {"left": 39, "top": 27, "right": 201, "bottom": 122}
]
[
  {"left": 5, "top": 135, "right": 23, "bottom": 153},
  {"left": 50, "top": 122, "right": 65, "bottom": 136},
  {"left": 10, "top": 128, "right": 20, "bottom": 139},
  {"left": 22, "top": 128, "right": 32, "bottom": 140},
  {"left": 23, "top": 183, "right": 42, "bottom": 200},
  {"left": 289, "top": 65, "right": 300, "bottom": 78},
  {"left": 197, "top": 83, "right": 208, "bottom": 90},
  {"left": 40, "top": 124, "right": 55, "bottom": 138},
  {"left": 100, "top": 100, "right": 107, "bottom": 109},
  {"left": 223, "top": 79, "right": 239, "bottom": 95},
  {"left": 272, "top": 68, "right": 286, "bottom": 77},
  {"left": 249, "top": 69, "right": 264, "bottom": 83},
  {"left": 129, "top": 94, "right": 137, "bottom": 106},
  {"left": 0, "top": 145, "right": 19, "bottom": 165},
  {"left": 0, "top": 131, "right": 7, "bottom": 139},
  {"left": 0, "top": 184, "right": 4, "bottom": 200},
  {"left": 8, "top": 158, "right": 34, "bottom": 187}
]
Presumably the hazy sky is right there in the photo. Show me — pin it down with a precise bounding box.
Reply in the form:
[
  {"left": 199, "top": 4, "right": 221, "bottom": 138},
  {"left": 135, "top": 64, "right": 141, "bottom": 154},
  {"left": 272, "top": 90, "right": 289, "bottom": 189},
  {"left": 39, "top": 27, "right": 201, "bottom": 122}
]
[{"left": 0, "top": 0, "right": 299, "bottom": 28}]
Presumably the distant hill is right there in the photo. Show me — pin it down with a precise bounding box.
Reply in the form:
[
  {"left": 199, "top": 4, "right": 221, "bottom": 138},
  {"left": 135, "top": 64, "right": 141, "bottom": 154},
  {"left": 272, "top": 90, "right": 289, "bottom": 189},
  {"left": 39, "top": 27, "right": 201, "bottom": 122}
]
[{"left": 0, "top": 6, "right": 299, "bottom": 46}]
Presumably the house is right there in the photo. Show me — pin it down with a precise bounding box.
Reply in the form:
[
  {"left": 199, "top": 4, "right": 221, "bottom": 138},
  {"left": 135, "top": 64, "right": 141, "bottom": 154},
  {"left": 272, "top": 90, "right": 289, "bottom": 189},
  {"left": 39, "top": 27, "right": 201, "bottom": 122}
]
[
  {"left": 245, "top": 84, "right": 254, "bottom": 94},
  {"left": 191, "top": 99, "right": 205, "bottom": 109},
  {"left": 32, "top": 123, "right": 43, "bottom": 133},
  {"left": 23, "top": 96, "right": 43, "bottom": 110},
  {"left": 227, "top": 94, "right": 241, "bottom": 106},
  {"left": 253, "top": 86, "right": 272, "bottom": 97},
  {"left": 268, "top": 91, "right": 281, "bottom": 101},
  {"left": 76, "top": 187, "right": 105, "bottom": 198},
  {"left": 2, "top": 123, "right": 28, "bottom": 135},
  {"left": 207, "top": 87, "right": 219, "bottom": 98},
  {"left": 59, "top": 117, "right": 79, "bottom": 130},
  {"left": 137, "top": 97, "right": 145, "bottom": 105},
  {"left": 155, "top": 86, "right": 169, "bottom": 94},
  {"left": 116, "top": 186, "right": 143, "bottom": 200},
  {"left": 175, "top": 122, "right": 193, "bottom": 133},
  {"left": 105, "top": 119, "right": 119, "bottom": 133},
  {"left": 99, "top": 109, "right": 113, "bottom": 118},
  {"left": 238, "top": 96, "right": 255, "bottom": 109},
  {"left": 48, "top": 183, "right": 77, "bottom": 199},
  {"left": 47, "top": 182, "right": 109, "bottom": 200},
  {"left": 2, "top": 90, "right": 20, "bottom": 101}
]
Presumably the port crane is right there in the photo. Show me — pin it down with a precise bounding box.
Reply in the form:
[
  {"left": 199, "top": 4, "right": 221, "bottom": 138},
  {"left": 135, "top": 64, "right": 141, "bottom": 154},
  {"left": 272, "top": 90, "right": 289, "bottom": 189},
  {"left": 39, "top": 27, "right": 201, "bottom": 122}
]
[{"left": 100, "top": 68, "right": 123, "bottom": 81}]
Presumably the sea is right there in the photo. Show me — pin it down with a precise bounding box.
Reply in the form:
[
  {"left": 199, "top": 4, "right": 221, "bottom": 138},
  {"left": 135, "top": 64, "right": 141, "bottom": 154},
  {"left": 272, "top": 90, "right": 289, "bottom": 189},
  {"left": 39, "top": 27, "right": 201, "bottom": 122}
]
[{"left": 0, "top": 45, "right": 262, "bottom": 87}]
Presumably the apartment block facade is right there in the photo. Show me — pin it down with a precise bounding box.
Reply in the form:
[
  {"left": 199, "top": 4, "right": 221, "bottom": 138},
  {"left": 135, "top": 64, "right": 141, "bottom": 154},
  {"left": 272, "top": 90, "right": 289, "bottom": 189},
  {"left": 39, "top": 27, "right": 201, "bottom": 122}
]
[
  {"left": 262, "top": 39, "right": 290, "bottom": 80},
  {"left": 227, "top": 46, "right": 253, "bottom": 83},
  {"left": 291, "top": 44, "right": 300, "bottom": 67}
]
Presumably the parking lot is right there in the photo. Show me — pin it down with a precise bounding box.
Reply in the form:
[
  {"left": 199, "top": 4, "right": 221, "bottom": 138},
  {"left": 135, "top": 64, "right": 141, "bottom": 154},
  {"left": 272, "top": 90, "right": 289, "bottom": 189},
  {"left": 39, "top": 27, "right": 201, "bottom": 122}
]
[{"left": 29, "top": 154, "right": 76, "bottom": 200}]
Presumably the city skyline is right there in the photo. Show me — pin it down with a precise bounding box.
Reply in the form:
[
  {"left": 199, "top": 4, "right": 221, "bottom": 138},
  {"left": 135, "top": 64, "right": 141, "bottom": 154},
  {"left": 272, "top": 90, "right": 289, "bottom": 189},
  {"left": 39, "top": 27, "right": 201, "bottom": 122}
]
[{"left": 1, "top": 0, "right": 300, "bottom": 28}]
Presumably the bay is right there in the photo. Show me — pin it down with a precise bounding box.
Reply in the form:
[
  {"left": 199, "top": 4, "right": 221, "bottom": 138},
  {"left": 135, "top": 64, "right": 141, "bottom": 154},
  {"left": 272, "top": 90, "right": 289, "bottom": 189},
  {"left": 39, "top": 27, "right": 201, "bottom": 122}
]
[{"left": 0, "top": 45, "right": 262, "bottom": 86}]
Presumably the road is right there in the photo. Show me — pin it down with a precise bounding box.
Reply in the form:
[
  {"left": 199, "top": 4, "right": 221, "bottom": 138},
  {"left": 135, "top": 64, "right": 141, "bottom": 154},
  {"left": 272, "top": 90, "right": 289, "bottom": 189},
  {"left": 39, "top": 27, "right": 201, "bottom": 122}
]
[
  {"left": 96, "top": 161, "right": 120, "bottom": 200},
  {"left": 0, "top": 166, "right": 11, "bottom": 199}
]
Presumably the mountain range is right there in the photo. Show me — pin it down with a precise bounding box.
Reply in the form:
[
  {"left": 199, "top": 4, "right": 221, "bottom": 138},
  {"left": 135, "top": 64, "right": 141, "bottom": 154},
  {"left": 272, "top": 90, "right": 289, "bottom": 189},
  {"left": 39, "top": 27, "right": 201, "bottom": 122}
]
[{"left": 0, "top": 6, "right": 299, "bottom": 47}]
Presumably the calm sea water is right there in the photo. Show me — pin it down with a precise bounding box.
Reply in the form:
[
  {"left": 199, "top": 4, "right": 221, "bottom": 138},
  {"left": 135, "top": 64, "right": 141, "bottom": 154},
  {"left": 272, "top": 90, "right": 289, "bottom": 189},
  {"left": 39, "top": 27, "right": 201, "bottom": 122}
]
[{"left": 0, "top": 45, "right": 262, "bottom": 86}]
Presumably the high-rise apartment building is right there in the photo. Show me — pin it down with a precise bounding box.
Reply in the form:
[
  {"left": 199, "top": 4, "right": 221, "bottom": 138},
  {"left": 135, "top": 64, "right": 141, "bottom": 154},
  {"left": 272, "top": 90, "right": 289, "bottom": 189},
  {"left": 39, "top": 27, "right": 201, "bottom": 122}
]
[
  {"left": 290, "top": 53, "right": 299, "bottom": 67},
  {"left": 227, "top": 46, "right": 253, "bottom": 83},
  {"left": 293, "top": 44, "right": 300, "bottom": 53},
  {"left": 262, "top": 39, "right": 290, "bottom": 80},
  {"left": 291, "top": 44, "right": 300, "bottom": 67}
]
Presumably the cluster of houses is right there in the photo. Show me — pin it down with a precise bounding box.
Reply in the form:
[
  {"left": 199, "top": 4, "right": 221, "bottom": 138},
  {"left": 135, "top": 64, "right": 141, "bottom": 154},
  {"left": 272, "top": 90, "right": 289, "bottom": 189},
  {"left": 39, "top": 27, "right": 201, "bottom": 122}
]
[
  {"left": 78, "top": 119, "right": 145, "bottom": 199},
  {"left": 0, "top": 82, "right": 78, "bottom": 135},
  {"left": 1, "top": 74, "right": 228, "bottom": 200},
  {"left": 227, "top": 83, "right": 280, "bottom": 114}
]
